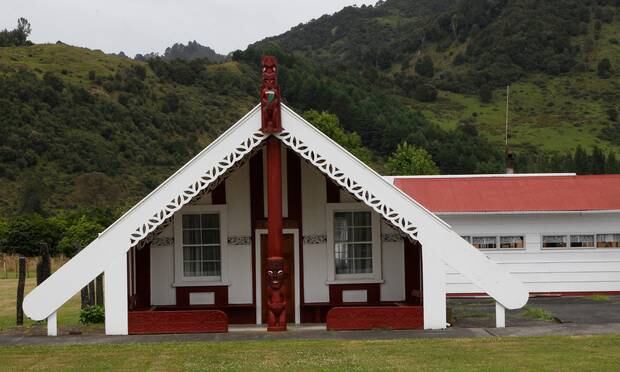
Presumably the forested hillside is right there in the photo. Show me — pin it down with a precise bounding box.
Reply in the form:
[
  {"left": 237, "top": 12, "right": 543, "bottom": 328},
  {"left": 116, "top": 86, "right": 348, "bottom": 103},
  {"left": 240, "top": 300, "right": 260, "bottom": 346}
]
[{"left": 0, "top": 0, "right": 619, "bottom": 225}]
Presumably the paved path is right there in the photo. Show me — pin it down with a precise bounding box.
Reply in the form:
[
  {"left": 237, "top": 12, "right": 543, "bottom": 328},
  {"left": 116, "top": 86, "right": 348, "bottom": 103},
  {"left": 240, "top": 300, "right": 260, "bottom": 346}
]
[{"left": 1, "top": 322, "right": 620, "bottom": 346}]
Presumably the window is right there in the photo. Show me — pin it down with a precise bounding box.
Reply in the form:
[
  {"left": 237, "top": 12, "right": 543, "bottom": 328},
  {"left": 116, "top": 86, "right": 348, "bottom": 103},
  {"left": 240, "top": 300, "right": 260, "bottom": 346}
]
[
  {"left": 461, "top": 236, "right": 471, "bottom": 243},
  {"left": 596, "top": 234, "right": 620, "bottom": 248},
  {"left": 182, "top": 213, "right": 221, "bottom": 278},
  {"left": 570, "top": 234, "right": 595, "bottom": 248},
  {"left": 542, "top": 235, "right": 567, "bottom": 248},
  {"left": 472, "top": 236, "right": 497, "bottom": 249},
  {"left": 500, "top": 236, "right": 524, "bottom": 249},
  {"left": 334, "top": 211, "right": 373, "bottom": 274}
]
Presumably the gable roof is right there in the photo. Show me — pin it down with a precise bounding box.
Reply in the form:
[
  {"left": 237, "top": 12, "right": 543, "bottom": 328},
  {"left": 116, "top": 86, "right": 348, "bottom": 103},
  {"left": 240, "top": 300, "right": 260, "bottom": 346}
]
[
  {"left": 23, "top": 104, "right": 528, "bottom": 321},
  {"left": 392, "top": 174, "right": 620, "bottom": 214}
]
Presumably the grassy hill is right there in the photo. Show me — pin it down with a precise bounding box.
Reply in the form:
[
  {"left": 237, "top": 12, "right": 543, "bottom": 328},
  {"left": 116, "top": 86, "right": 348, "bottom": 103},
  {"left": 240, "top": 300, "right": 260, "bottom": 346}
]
[
  {"left": 0, "top": 0, "right": 619, "bottom": 217},
  {"left": 0, "top": 44, "right": 256, "bottom": 215},
  {"left": 248, "top": 0, "right": 620, "bottom": 155}
]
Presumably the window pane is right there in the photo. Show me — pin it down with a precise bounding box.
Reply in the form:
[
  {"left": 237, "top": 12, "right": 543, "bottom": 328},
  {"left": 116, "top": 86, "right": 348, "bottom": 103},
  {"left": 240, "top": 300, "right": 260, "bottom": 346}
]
[
  {"left": 472, "top": 236, "right": 497, "bottom": 249},
  {"left": 353, "top": 227, "right": 372, "bottom": 242},
  {"left": 184, "top": 246, "right": 200, "bottom": 261},
  {"left": 500, "top": 236, "right": 524, "bottom": 248},
  {"left": 183, "top": 230, "right": 201, "bottom": 245},
  {"left": 461, "top": 236, "right": 471, "bottom": 243},
  {"left": 353, "top": 211, "right": 371, "bottom": 226},
  {"left": 570, "top": 235, "right": 594, "bottom": 248},
  {"left": 543, "top": 235, "right": 567, "bottom": 248},
  {"left": 333, "top": 211, "right": 374, "bottom": 275},
  {"left": 356, "top": 258, "right": 373, "bottom": 273},
  {"left": 201, "top": 214, "right": 219, "bottom": 228},
  {"left": 181, "top": 212, "right": 222, "bottom": 278},
  {"left": 183, "top": 214, "right": 201, "bottom": 229},
  {"left": 596, "top": 234, "right": 620, "bottom": 248},
  {"left": 202, "top": 230, "right": 220, "bottom": 245}
]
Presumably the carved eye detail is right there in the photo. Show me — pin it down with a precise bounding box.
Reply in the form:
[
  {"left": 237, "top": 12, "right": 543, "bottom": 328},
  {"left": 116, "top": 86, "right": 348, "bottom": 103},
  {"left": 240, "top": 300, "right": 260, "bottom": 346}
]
[
  {"left": 273, "top": 67, "right": 277, "bottom": 72},
  {"left": 267, "top": 270, "right": 273, "bottom": 275},
  {"left": 263, "top": 67, "right": 267, "bottom": 72},
  {"left": 277, "top": 270, "right": 283, "bottom": 275}
]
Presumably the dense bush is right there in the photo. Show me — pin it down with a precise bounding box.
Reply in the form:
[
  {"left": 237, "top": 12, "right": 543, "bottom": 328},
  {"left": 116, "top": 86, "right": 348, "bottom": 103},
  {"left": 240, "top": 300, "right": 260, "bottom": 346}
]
[{"left": 80, "top": 305, "right": 105, "bottom": 324}]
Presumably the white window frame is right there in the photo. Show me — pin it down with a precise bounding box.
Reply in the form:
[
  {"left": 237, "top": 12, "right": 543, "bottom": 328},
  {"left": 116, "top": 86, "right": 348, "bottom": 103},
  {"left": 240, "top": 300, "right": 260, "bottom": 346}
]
[
  {"left": 173, "top": 204, "right": 229, "bottom": 286},
  {"left": 326, "top": 203, "right": 382, "bottom": 283}
]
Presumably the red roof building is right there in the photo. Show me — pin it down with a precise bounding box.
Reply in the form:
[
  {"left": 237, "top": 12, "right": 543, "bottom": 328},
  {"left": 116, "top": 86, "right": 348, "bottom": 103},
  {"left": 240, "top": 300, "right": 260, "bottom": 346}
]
[{"left": 392, "top": 174, "right": 620, "bottom": 213}]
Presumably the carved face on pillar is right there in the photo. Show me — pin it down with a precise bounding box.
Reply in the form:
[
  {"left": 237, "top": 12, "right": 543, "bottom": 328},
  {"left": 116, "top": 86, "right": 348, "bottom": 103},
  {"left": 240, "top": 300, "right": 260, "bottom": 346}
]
[
  {"left": 266, "top": 257, "right": 286, "bottom": 290},
  {"left": 262, "top": 56, "right": 278, "bottom": 89}
]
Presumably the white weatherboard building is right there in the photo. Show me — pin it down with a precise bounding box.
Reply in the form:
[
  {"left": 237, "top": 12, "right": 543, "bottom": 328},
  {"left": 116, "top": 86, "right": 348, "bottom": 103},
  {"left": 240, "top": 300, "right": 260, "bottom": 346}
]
[{"left": 21, "top": 104, "right": 619, "bottom": 336}]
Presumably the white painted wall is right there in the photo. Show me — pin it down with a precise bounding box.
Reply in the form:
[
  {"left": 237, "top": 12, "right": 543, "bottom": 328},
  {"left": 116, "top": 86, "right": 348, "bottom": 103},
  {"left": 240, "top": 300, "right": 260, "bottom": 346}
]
[
  {"left": 301, "top": 162, "right": 330, "bottom": 303},
  {"left": 149, "top": 162, "right": 253, "bottom": 305},
  {"left": 443, "top": 212, "right": 620, "bottom": 294},
  {"left": 150, "top": 224, "right": 175, "bottom": 306},
  {"left": 300, "top": 160, "right": 406, "bottom": 303}
]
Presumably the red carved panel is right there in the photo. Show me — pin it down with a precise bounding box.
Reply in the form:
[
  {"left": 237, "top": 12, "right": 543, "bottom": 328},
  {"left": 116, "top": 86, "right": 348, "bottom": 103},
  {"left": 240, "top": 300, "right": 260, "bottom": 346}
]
[
  {"left": 128, "top": 310, "right": 228, "bottom": 334},
  {"left": 329, "top": 284, "right": 380, "bottom": 305},
  {"left": 175, "top": 286, "right": 228, "bottom": 307},
  {"left": 134, "top": 243, "right": 151, "bottom": 309},
  {"left": 404, "top": 239, "right": 423, "bottom": 305},
  {"left": 211, "top": 180, "right": 226, "bottom": 205},
  {"left": 326, "top": 306, "right": 423, "bottom": 331}
]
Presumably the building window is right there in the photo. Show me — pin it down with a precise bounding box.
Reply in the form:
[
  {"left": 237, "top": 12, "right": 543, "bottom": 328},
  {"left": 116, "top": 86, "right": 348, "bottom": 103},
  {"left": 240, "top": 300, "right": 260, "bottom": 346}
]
[
  {"left": 472, "top": 236, "right": 497, "bottom": 249},
  {"left": 334, "top": 211, "right": 373, "bottom": 274},
  {"left": 461, "top": 236, "right": 471, "bottom": 243},
  {"left": 596, "top": 234, "right": 620, "bottom": 248},
  {"left": 570, "top": 234, "right": 595, "bottom": 248},
  {"left": 500, "top": 236, "right": 524, "bottom": 249},
  {"left": 181, "top": 213, "right": 221, "bottom": 278},
  {"left": 542, "top": 235, "right": 567, "bottom": 248}
]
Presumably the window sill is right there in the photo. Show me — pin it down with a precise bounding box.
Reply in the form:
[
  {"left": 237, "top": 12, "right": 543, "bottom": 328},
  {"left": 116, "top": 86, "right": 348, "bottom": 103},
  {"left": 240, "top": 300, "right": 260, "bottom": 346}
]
[
  {"left": 325, "top": 279, "right": 384, "bottom": 285},
  {"left": 172, "top": 281, "right": 230, "bottom": 287}
]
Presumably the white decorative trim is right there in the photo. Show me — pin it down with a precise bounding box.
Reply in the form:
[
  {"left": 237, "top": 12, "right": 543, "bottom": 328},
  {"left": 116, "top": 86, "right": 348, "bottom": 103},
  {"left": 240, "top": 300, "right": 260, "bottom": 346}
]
[
  {"left": 228, "top": 236, "right": 252, "bottom": 245},
  {"left": 303, "top": 234, "right": 327, "bottom": 244},
  {"left": 129, "top": 131, "right": 267, "bottom": 248},
  {"left": 276, "top": 131, "right": 418, "bottom": 240}
]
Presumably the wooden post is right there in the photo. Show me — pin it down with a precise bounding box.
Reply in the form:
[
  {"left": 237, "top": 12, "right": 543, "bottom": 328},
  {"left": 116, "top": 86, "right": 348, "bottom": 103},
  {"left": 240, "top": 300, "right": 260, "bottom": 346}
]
[
  {"left": 88, "top": 280, "right": 96, "bottom": 306},
  {"left": 96, "top": 274, "right": 104, "bottom": 306},
  {"left": 37, "top": 243, "right": 51, "bottom": 285},
  {"left": 16, "top": 256, "right": 26, "bottom": 326},
  {"left": 81, "top": 286, "right": 89, "bottom": 309}
]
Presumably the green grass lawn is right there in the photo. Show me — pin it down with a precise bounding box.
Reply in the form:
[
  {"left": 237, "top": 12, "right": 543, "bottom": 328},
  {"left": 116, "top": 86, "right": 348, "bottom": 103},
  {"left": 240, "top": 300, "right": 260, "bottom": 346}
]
[
  {"left": 0, "top": 278, "right": 84, "bottom": 332},
  {"left": 1, "top": 335, "right": 620, "bottom": 370}
]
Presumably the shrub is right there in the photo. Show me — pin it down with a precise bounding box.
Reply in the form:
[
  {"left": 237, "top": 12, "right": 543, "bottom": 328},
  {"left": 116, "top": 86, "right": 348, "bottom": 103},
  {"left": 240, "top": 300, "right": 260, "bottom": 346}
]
[{"left": 80, "top": 305, "right": 105, "bottom": 324}]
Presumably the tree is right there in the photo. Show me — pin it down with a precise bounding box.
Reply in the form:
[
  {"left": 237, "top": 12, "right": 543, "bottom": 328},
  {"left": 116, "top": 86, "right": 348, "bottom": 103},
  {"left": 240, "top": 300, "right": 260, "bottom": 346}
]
[
  {"left": 0, "top": 18, "right": 32, "bottom": 47},
  {"left": 303, "top": 110, "right": 373, "bottom": 164},
  {"left": 415, "top": 56, "right": 435, "bottom": 77},
  {"left": 57, "top": 216, "right": 104, "bottom": 257},
  {"left": 386, "top": 142, "right": 440, "bottom": 175},
  {"left": 574, "top": 145, "right": 590, "bottom": 174},
  {"left": 414, "top": 83, "right": 438, "bottom": 102},
  {"left": 597, "top": 58, "right": 612, "bottom": 78},
  {"left": 479, "top": 84, "right": 492, "bottom": 103},
  {"left": 3, "top": 215, "right": 64, "bottom": 256}
]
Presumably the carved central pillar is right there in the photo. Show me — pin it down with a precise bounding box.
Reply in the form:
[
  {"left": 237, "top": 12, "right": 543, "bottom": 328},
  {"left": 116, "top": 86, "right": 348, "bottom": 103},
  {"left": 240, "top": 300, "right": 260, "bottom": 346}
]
[{"left": 260, "top": 55, "right": 287, "bottom": 331}]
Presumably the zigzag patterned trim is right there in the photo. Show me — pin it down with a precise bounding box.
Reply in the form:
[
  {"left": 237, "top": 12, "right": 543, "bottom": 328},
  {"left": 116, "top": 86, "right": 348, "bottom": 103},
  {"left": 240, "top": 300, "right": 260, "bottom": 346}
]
[
  {"left": 276, "top": 131, "right": 418, "bottom": 240},
  {"left": 129, "top": 131, "right": 267, "bottom": 247}
]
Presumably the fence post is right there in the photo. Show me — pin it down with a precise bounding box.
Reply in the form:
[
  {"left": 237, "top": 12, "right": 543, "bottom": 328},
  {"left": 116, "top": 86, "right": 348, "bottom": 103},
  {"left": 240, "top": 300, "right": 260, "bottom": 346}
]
[
  {"left": 96, "top": 274, "right": 104, "bottom": 306},
  {"left": 16, "top": 256, "right": 26, "bottom": 326}
]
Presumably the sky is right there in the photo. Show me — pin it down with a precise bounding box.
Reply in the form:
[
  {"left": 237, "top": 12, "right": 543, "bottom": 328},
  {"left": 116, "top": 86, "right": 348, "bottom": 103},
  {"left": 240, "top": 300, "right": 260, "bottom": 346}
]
[{"left": 1, "top": 0, "right": 376, "bottom": 57}]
